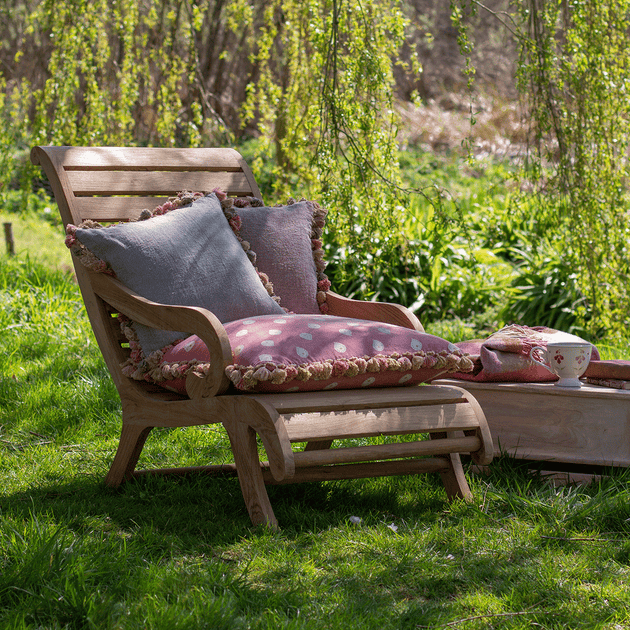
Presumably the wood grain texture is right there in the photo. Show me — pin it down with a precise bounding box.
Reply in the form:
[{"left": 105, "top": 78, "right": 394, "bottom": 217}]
[
  {"left": 326, "top": 291, "right": 424, "bottom": 331},
  {"left": 242, "top": 384, "right": 470, "bottom": 414},
  {"left": 292, "top": 435, "right": 481, "bottom": 467},
  {"left": 31, "top": 144, "right": 493, "bottom": 528},
  {"left": 104, "top": 424, "right": 153, "bottom": 486},
  {"left": 262, "top": 457, "right": 451, "bottom": 484},
  {"left": 90, "top": 272, "right": 232, "bottom": 398},
  {"left": 436, "top": 453, "right": 472, "bottom": 500},
  {"left": 436, "top": 379, "right": 630, "bottom": 467},
  {"left": 225, "top": 420, "right": 279, "bottom": 529},
  {"left": 72, "top": 197, "right": 171, "bottom": 223},
  {"left": 41, "top": 146, "right": 248, "bottom": 171},
  {"left": 67, "top": 170, "right": 252, "bottom": 196},
  {"left": 280, "top": 402, "right": 483, "bottom": 442}
]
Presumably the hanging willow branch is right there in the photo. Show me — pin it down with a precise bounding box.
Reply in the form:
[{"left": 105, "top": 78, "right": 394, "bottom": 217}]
[
  {"left": 242, "top": 0, "right": 409, "bottom": 264},
  {"left": 453, "top": 0, "right": 630, "bottom": 339}
]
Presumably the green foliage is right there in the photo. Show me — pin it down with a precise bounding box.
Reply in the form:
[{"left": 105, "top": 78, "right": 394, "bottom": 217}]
[
  {"left": 1, "top": 0, "right": 412, "bottom": 279},
  {"left": 5, "top": 0, "right": 630, "bottom": 340},
  {"left": 25, "top": 0, "right": 206, "bottom": 148},
  {"left": 240, "top": 0, "right": 408, "bottom": 258},
  {"left": 500, "top": 252, "right": 589, "bottom": 337},
  {"left": 515, "top": 0, "right": 630, "bottom": 341},
  {"left": 324, "top": 150, "right": 520, "bottom": 331},
  {"left": 446, "top": 0, "right": 630, "bottom": 341}
]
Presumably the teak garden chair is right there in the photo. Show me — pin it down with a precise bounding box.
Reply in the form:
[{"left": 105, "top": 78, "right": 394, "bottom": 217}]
[{"left": 31, "top": 145, "right": 493, "bottom": 528}]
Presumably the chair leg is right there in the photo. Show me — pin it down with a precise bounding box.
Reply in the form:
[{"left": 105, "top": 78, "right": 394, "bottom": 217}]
[
  {"left": 224, "top": 421, "right": 279, "bottom": 530},
  {"left": 105, "top": 423, "right": 153, "bottom": 487},
  {"left": 430, "top": 432, "right": 472, "bottom": 501},
  {"left": 437, "top": 452, "right": 472, "bottom": 501}
]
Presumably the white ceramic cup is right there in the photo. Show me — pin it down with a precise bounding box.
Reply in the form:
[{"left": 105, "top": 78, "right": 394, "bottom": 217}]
[{"left": 529, "top": 342, "right": 593, "bottom": 388}]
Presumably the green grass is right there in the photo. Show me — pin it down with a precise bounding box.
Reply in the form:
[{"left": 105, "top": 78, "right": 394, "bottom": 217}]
[
  {"left": 2, "top": 212, "right": 630, "bottom": 629},
  {"left": 1, "top": 167, "right": 629, "bottom": 629},
  {"left": 0, "top": 189, "right": 69, "bottom": 272}
]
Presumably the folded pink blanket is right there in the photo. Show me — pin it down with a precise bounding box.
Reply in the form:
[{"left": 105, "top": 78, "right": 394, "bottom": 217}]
[
  {"left": 450, "top": 324, "right": 600, "bottom": 383},
  {"left": 583, "top": 360, "right": 630, "bottom": 389}
]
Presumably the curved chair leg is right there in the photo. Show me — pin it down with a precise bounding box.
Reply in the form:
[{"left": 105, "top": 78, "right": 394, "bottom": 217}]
[
  {"left": 430, "top": 432, "right": 472, "bottom": 501},
  {"left": 224, "top": 421, "right": 278, "bottom": 529},
  {"left": 437, "top": 452, "right": 472, "bottom": 501},
  {"left": 105, "top": 423, "right": 153, "bottom": 487}
]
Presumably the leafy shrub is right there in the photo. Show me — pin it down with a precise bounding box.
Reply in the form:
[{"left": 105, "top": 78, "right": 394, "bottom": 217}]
[
  {"left": 324, "top": 150, "right": 519, "bottom": 328},
  {"left": 0, "top": 188, "right": 61, "bottom": 228},
  {"left": 499, "top": 253, "right": 590, "bottom": 337},
  {"left": 324, "top": 230, "right": 515, "bottom": 326}
]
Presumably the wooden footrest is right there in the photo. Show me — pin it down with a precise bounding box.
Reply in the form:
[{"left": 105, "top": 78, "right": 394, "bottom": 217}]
[
  {"left": 292, "top": 435, "right": 481, "bottom": 467},
  {"left": 436, "top": 379, "right": 630, "bottom": 468},
  {"left": 264, "top": 457, "right": 452, "bottom": 484}
]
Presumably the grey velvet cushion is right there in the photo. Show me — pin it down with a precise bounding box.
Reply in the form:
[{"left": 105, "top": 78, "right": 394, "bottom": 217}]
[{"left": 74, "top": 194, "right": 284, "bottom": 356}]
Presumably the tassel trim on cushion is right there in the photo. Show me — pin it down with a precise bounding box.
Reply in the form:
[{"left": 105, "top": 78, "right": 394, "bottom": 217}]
[
  {"left": 225, "top": 350, "right": 473, "bottom": 391},
  {"left": 117, "top": 314, "right": 213, "bottom": 385},
  {"left": 117, "top": 319, "right": 473, "bottom": 392}
]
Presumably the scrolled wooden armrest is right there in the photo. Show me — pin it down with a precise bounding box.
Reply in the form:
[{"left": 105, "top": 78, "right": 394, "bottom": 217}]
[
  {"left": 325, "top": 291, "right": 424, "bottom": 331},
  {"left": 89, "top": 272, "right": 232, "bottom": 399}
]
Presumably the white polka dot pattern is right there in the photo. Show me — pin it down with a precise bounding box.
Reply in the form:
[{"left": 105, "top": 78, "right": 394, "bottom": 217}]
[
  {"left": 158, "top": 313, "right": 474, "bottom": 395},
  {"left": 223, "top": 314, "right": 471, "bottom": 391}
]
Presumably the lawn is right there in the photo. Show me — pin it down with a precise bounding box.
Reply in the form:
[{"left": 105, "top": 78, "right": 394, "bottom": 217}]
[{"left": 2, "top": 192, "right": 630, "bottom": 629}]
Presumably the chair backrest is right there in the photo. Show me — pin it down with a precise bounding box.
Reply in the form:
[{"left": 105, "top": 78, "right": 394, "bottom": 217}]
[
  {"left": 31, "top": 146, "right": 262, "bottom": 227},
  {"left": 30, "top": 146, "right": 261, "bottom": 399}
]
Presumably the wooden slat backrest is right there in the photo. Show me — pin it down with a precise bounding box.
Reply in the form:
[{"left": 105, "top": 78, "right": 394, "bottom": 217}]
[
  {"left": 31, "top": 146, "right": 262, "bottom": 226},
  {"left": 30, "top": 145, "right": 261, "bottom": 398}
]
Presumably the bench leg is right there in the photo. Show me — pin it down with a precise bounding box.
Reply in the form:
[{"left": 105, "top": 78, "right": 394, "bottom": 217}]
[
  {"left": 225, "top": 421, "right": 279, "bottom": 530},
  {"left": 430, "top": 432, "right": 472, "bottom": 501}
]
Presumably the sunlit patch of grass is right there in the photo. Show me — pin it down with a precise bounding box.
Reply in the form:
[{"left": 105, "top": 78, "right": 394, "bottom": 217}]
[{"left": 0, "top": 194, "right": 69, "bottom": 273}]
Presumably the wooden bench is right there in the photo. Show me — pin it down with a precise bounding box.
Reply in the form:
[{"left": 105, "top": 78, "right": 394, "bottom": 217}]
[{"left": 437, "top": 379, "right": 630, "bottom": 470}]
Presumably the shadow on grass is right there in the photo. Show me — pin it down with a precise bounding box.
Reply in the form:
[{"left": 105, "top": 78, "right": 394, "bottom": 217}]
[
  {"left": 3, "top": 459, "right": 628, "bottom": 628},
  {"left": 2, "top": 471, "right": 452, "bottom": 547}
]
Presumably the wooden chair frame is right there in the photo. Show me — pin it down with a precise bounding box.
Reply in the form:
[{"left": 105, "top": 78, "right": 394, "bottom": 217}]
[{"left": 32, "top": 145, "right": 493, "bottom": 528}]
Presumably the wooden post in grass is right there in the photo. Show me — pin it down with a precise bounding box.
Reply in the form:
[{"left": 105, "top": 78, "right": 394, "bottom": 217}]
[{"left": 3, "top": 222, "right": 14, "bottom": 256}]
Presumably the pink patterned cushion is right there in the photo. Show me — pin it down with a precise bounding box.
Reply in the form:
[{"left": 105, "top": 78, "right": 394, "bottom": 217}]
[{"left": 150, "top": 314, "right": 474, "bottom": 395}]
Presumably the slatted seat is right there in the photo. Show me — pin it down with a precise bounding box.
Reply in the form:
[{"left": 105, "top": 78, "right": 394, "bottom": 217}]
[{"left": 31, "top": 145, "right": 493, "bottom": 528}]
